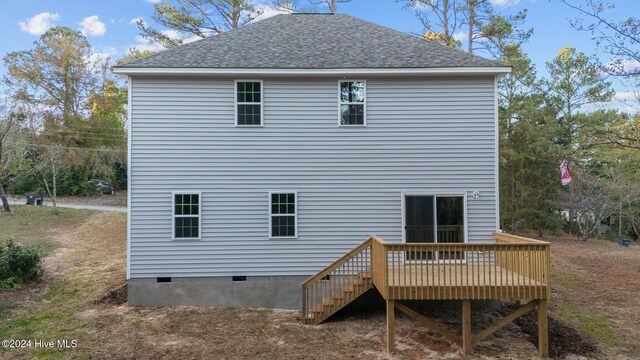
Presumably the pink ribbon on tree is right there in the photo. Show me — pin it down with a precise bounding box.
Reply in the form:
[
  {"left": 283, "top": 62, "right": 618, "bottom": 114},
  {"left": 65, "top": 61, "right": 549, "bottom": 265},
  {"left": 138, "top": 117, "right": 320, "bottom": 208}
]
[{"left": 560, "top": 160, "right": 572, "bottom": 186}]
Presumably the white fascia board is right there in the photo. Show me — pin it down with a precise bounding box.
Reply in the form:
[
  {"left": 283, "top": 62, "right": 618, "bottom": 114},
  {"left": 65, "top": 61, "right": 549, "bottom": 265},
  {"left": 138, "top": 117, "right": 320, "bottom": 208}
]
[{"left": 112, "top": 67, "right": 512, "bottom": 76}]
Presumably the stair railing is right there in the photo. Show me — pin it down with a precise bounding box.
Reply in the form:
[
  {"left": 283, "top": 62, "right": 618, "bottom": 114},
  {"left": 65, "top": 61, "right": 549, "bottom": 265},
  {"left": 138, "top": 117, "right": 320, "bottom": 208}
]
[{"left": 300, "top": 238, "right": 373, "bottom": 324}]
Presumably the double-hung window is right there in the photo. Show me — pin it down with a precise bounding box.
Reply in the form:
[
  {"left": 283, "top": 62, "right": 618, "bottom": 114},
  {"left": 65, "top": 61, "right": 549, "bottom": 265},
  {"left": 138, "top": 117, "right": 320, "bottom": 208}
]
[
  {"left": 172, "top": 192, "right": 201, "bottom": 239},
  {"left": 270, "top": 192, "right": 297, "bottom": 238},
  {"left": 235, "top": 80, "right": 263, "bottom": 126},
  {"left": 339, "top": 80, "right": 366, "bottom": 126}
]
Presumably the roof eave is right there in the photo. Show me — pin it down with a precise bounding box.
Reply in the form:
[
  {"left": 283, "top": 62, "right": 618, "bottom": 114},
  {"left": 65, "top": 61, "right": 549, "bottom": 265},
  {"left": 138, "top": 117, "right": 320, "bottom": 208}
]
[{"left": 112, "top": 66, "right": 512, "bottom": 76}]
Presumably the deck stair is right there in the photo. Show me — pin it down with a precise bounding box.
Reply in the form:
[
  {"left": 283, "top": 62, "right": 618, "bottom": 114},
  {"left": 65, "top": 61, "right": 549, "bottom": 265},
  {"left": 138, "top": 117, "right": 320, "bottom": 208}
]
[
  {"left": 301, "top": 233, "right": 551, "bottom": 357},
  {"left": 301, "top": 239, "right": 373, "bottom": 324}
]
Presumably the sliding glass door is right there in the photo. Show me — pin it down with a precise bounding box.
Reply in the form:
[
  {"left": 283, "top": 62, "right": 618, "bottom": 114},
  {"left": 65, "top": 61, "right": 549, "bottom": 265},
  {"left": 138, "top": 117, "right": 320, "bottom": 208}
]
[{"left": 405, "top": 194, "right": 466, "bottom": 261}]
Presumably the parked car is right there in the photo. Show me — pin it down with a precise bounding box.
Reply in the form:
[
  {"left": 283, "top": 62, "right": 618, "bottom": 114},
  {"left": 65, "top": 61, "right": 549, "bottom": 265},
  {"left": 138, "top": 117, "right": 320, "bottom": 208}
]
[{"left": 88, "top": 180, "right": 115, "bottom": 195}]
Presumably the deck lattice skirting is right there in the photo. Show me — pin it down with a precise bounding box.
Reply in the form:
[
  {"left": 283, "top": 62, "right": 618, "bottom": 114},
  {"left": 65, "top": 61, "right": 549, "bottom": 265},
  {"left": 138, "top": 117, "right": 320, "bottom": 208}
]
[{"left": 301, "top": 232, "right": 551, "bottom": 357}]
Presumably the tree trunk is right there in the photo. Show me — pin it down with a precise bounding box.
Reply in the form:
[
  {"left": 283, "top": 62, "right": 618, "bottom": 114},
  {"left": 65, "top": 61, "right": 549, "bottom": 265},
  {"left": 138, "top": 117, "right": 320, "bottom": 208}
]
[
  {"left": 467, "top": 0, "right": 474, "bottom": 54},
  {"left": 43, "top": 161, "right": 59, "bottom": 215},
  {"left": 618, "top": 204, "right": 622, "bottom": 237},
  {"left": 52, "top": 161, "right": 58, "bottom": 215},
  {"left": 0, "top": 183, "right": 10, "bottom": 212},
  {"left": 443, "top": 0, "right": 451, "bottom": 45}
]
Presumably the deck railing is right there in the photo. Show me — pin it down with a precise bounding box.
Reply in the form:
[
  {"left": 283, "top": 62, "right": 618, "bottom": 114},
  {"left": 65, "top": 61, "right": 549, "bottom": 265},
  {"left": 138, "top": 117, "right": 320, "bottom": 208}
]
[
  {"left": 302, "top": 233, "right": 550, "bottom": 323},
  {"left": 300, "top": 238, "right": 373, "bottom": 324},
  {"left": 371, "top": 233, "right": 550, "bottom": 301}
]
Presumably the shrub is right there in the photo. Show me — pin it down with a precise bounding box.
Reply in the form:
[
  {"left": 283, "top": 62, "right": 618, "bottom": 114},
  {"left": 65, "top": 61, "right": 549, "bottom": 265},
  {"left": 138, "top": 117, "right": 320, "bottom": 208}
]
[{"left": 0, "top": 238, "right": 43, "bottom": 289}]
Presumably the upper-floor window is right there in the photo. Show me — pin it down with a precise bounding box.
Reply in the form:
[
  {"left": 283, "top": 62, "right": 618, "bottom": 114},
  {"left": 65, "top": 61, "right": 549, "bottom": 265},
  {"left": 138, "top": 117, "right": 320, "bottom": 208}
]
[
  {"left": 236, "top": 80, "right": 262, "bottom": 126},
  {"left": 172, "top": 192, "right": 201, "bottom": 240},
  {"left": 339, "top": 80, "right": 366, "bottom": 126}
]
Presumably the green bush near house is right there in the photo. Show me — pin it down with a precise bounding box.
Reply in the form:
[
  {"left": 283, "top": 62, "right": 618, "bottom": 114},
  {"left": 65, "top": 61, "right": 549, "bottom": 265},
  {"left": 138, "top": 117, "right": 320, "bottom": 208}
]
[{"left": 0, "top": 238, "right": 43, "bottom": 289}]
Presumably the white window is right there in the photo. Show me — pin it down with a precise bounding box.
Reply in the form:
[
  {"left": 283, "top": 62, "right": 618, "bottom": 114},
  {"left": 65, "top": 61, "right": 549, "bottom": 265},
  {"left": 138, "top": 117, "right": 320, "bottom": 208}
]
[
  {"left": 235, "top": 80, "right": 263, "bottom": 126},
  {"left": 269, "top": 192, "right": 297, "bottom": 238},
  {"left": 172, "top": 192, "right": 201, "bottom": 239},
  {"left": 339, "top": 80, "right": 366, "bottom": 126}
]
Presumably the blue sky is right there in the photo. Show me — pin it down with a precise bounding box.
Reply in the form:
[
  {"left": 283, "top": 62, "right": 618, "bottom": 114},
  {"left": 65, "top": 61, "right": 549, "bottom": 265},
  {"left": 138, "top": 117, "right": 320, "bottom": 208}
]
[{"left": 1, "top": 0, "right": 639, "bottom": 110}]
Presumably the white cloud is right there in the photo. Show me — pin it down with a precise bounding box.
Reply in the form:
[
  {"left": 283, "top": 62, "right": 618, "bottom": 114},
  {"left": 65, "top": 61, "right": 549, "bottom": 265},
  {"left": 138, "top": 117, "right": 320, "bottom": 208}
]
[
  {"left": 491, "top": 0, "right": 522, "bottom": 6},
  {"left": 127, "top": 28, "right": 202, "bottom": 53},
  {"left": 86, "top": 47, "right": 118, "bottom": 69},
  {"left": 79, "top": 15, "right": 106, "bottom": 36},
  {"left": 130, "top": 17, "right": 144, "bottom": 25},
  {"left": 251, "top": 5, "right": 293, "bottom": 22},
  {"left": 619, "top": 59, "right": 640, "bottom": 73},
  {"left": 161, "top": 29, "right": 181, "bottom": 40},
  {"left": 145, "top": 0, "right": 161, "bottom": 3},
  {"left": 18, "top": 12, "right": 60, "bottom": 35},
  {"left": 452, "top": 31, "right": 467, "bottom": 43},
  {"left": 613, "top": 91, "right": 638, "bottom": 102},
  {"left": 128, "top": 35, "right": 165, "bottom": 53}
]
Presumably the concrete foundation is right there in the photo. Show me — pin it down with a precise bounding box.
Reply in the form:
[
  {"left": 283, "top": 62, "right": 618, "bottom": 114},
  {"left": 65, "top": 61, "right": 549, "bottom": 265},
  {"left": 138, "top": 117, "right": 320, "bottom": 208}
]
[{"left": 128, "top": 276, "right": 307, "bottom": 309}]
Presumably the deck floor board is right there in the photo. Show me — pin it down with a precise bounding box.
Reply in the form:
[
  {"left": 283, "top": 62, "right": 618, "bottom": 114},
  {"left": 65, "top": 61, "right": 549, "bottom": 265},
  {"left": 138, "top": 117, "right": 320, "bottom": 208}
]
[{"left": 385, "top": 264, "right": 547, "bottom": 300}]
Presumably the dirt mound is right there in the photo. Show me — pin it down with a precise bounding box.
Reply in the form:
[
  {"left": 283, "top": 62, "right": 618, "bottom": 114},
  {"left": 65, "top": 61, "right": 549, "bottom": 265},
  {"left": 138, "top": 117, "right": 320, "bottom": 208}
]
[
  {"left": 96, "top": 283, "right": 127, "bottom": 305},
  {"left": 502, "top": 301, "right": 599, "bottom": 358}
]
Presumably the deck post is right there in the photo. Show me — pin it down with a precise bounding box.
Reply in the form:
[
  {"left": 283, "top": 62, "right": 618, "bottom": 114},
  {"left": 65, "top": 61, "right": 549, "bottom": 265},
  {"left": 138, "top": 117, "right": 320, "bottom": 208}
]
[
  {"left": 538, "top": 299, "right": 549, "bottom": 358},
  {"left": 462, "top": 300, "right": 472, "bottom": 355},
  {"left": 386, "top": 299, "right": 395, "bottom": 353},
  {"left": 301, "top": 286, "right": 307, "bottom": 324}
]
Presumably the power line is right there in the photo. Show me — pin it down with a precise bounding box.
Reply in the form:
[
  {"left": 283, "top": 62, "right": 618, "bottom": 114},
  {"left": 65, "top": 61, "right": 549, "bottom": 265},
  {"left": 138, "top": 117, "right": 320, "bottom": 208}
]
[
  {"left": 36, "top": 134, "right": 127, "bottom": 142},
  {"left": 39, "top": 127, "right": 128, "bottom": 135},
  {"left": 27, "top": 143, "right": 127, "bottom": 153}
]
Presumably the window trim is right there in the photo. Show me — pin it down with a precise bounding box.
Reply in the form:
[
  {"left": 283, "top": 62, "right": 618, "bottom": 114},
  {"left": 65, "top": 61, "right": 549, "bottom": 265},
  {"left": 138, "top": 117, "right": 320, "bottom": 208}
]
[
  {"left": 171, "top": 191, "right": 202, "bottom": 240},
  {"left": 234, "top": 79, "right": 264, "bottom": 127},
  {"left": 268, "top": 191, "right": 298, "bottom": 239},
  {"left": 338, "top": 80, "right": 367, "bottom": 127}
]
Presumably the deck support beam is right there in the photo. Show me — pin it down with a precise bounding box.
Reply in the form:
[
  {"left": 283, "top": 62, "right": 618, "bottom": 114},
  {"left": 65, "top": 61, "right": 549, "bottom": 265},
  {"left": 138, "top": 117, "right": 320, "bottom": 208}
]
[
  {"left": 471, "top": 299, "right": 538, "bottom": 345},
  {"left": 538, "top": 299, "right": 549, "bottom": 358},
  {"left": 462, "top": 300, "right": 472, "bottom": 355},
  {"left": 394, "top": 302, "right": 462, "bottom": 346},
  {"left": 386, "top": 299, "right": 395, "bottom": 353}
]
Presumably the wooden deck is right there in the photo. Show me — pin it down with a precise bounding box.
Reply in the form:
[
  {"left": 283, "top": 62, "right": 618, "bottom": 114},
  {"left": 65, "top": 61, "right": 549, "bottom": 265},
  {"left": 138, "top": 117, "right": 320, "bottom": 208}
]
[
  {"left": 386, "top": 263, "right": 548, "bottom": 300},
  {"left": 301, "top": 232, "right": 551, "bottom": 357}
]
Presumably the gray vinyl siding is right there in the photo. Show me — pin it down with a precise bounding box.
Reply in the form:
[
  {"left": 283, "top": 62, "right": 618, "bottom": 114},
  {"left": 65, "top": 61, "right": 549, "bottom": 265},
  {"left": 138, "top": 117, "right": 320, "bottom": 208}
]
[{"left": 129, "top": 76, "right": 497, "bottom": 278}]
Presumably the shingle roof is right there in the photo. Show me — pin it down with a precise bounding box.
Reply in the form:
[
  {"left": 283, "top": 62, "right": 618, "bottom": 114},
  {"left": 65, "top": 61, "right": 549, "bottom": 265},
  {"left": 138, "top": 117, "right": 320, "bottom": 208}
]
[{"left": 116, "top": 13, "right": 504, "bottom": 69}]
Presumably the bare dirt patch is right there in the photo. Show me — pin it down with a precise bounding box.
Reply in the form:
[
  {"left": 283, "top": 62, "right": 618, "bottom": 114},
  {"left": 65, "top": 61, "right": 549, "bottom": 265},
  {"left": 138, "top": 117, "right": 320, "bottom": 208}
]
[
  {"left": 501, "top": 301, "right": 598, "bottom": 358},
  {"left": 96, "top": 283, "right": 127, "bottom": 305},
  {"left": 2, "top": 212, "right": 638, "bottom": 359},
  {"left": 542, "top": 235, "right": 640, "bottom": 358}
]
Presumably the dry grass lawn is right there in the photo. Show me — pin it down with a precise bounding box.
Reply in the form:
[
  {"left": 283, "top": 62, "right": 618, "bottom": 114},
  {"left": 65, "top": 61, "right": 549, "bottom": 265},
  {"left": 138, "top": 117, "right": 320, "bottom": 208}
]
[{"left": 1, "top": 207, "right": 639, "bottom": 359}]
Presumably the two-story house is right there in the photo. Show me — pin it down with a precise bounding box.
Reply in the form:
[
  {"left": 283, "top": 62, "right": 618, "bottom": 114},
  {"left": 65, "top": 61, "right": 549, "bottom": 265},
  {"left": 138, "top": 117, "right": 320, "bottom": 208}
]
[
  {"left": 113, "top": 12, "right": 511, "bottom": 309},
  {"left": 114, "top": 13, "right": 555, "bottom": 357}
]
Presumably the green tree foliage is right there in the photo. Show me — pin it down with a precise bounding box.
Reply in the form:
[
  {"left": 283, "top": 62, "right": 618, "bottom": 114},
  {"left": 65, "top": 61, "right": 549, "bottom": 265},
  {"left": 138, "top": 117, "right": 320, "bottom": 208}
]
[
  {"left": 0, "top": 112, "right": 32, "bottom": 212},
  {"left": 498, "top": 44, "right": 564, "bottom": 235},
  {"left": 544, "top": 47, "right": 614, "bottom": 155},
  {"left": 405, "top": 0, "right": 532, "bottom": 55},
  {"left": 3, "top": 27, "right": 97, "bottom": 134},
  {"left": 404, "top": 0, "right": 462, "bottom": 48},
  {"left": 137, "top": 0, "right": 260, "bottom": 48},
  {"left": 117, "top": 49, "right": 157, "bottom": 65},
  {"left": 3, "top": 27, "right": 127, "bottom": 197}
]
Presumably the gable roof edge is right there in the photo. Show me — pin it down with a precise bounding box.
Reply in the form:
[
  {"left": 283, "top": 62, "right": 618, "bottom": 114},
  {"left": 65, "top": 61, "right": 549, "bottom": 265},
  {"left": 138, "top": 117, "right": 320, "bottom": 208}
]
[{"left": 113, "top": 66, "right": 511, "bottom": 76}]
